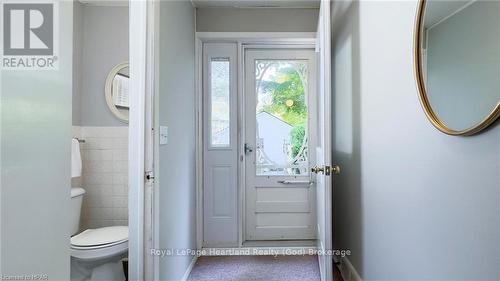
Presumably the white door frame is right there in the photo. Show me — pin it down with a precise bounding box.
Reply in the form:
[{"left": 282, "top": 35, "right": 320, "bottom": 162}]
[
  {"left": 129, "top": 0, "right": 158, "bottom": 280},
  {"left": 195, "top": 32, "right": 317, "bottom": 248}
]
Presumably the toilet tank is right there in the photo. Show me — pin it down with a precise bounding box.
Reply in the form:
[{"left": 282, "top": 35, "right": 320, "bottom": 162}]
[{"left": 70, "top": 187, "right": 86, "bottom": 236}]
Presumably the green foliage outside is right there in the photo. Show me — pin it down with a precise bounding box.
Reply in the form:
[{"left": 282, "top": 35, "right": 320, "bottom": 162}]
[
  {"left": 260, "top": 66, "right": 307, "bottom": 158},
  {"left": 290, "top": 124, "right": 306, "bottom": 158}
]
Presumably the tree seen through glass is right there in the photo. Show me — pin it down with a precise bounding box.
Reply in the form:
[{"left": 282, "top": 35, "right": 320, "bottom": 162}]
[{"left": 256, "top": 60, "right": 308, "bottom": 175}]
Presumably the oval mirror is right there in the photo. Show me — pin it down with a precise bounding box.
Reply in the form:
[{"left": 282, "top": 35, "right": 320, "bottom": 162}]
[
  {"left": 105, "top": 62, "right": 130, "bottom": 123},
  {"left": 414, "top": 0, "right": 500, "bottom": 135}
]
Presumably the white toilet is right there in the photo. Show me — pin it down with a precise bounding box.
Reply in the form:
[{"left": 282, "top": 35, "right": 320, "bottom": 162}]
[
  {"left": 70, "top": 187, "right": 128, "bottom": 281},
  {"left": 70, "top": 139, "right": 128, "bottom": 281}
]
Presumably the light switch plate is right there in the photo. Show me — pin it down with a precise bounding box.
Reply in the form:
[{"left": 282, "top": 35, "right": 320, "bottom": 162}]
[{"left": 159, "top": 126, "right": 168, "bottom": 145}]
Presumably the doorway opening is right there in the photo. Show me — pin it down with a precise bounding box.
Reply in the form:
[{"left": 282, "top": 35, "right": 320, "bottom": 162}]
[
  {"left": 70, "top": 2, "right": 130, "bottom": 281},
  {"left": 138, "top": 2, "right": 334, "bottom": 281},
  {"left": 199, "top": 41, "right": 323, "bottom": 281},
  {"left": 194, "top": 25, "right": 333, "bottom": 279},
  {"left": 201, "top": 43, "right": 319, "bottom": 248}
]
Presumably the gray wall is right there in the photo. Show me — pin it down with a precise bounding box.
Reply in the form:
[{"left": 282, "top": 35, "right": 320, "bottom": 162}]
[
  {"left": 0, "top": 2, "right": 73, "bottom": 279},
  {"left": 158, "top": 1, "right": 197, "bottom": 280},
  {"left": 73, "top": 1, "right": 83, "bottom": 126},
  {"left": 426, "top": 1, "right": 500, "bottom": 130},
  {"left": 331, "top": 1, "right": 500, "bottom": 280},
  {"left": 73, "top": 5, "right": 129, "bottom": 127},
  {"left": 196, "top": 8, "right": 318, "bottom": 32}
]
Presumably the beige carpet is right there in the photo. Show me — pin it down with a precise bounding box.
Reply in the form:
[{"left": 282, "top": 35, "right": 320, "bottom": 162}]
[{"left": 187, "top": 255, "right": 321, "bottom": 281}]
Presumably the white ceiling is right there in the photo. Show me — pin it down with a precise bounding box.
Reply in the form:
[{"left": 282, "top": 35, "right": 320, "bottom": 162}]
[
  {"left": 191, "top": 0, "right": 320, "bottom": 8},
  {"left": 424, "top": 0, "right": 473, "bottom": 28}
]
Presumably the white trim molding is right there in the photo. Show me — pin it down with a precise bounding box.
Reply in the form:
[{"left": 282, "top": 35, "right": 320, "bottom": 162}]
[
  {"left": 337, "top": 257, "right": 362, "bottom": 281},
  {"left": 129, "top": 0, "right": 148, "bottom": 280},
  {"left": 145, "top": 0, "right": 160, "bottom": 280},
  {"left": 78, "top": 0, "right": 128, "bottom": 7},
  {"left": 180, "top": 256, "right": 199, "bottom": 281},
  {"left": 195, "top": 38, "right": 204, "bottom": 251},
  {"left": 196, "top": 32, "right": 316, "bottom": 44}
]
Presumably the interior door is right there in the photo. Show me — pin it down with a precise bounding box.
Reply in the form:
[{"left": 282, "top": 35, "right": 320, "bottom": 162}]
[
  {"left": 314, "top": 1, "right": 334, "bottom": 280},
  {"left": 245, "top": 49, "right": 317, "bottom": 241},
  {"left": 0, "top": 1, "right": 73, "bottom": 279}
]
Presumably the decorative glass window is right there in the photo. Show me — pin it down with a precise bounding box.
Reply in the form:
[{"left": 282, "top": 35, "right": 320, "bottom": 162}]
[
  {"left": 255, "top": 60, "right": 309, "bottom": 175},
  {"left": 210, "top": 59, "right": 230, "bottom": 148}
]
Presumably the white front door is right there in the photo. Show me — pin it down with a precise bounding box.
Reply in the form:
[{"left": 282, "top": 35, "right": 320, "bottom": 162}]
[
  {"left": 244, "top": 49, "right": 317, "bottom": 240},
  {"left": 315, "top": 1, "right": 334, "bottom": 280}
]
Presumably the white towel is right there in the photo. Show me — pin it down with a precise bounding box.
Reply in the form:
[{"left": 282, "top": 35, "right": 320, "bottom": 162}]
[
  {"left": 112, "top": 74, "right": 129, "bottom": 108},
  {"left": 71, "top": 138, "right": 82, "bottom": 178}
]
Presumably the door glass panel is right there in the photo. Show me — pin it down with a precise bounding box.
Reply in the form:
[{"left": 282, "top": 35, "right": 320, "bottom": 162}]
[
  {"left": 255, "top": 60, "right": 309, "bottom": 175},
  {"left": 210, "top": 59, "right": 230, "bottom": 147}
]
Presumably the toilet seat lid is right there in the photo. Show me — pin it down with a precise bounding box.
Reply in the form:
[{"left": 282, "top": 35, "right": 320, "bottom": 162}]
[{"left": 71, "top": 226, "right": 128, "bottom": 247}]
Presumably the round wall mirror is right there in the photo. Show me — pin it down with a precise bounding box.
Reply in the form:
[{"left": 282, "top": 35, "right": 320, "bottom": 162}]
[
  {"left": 105, "top": 62, "right": 130, "bottom": 123},
  {"left": 414, "top": 0, "right": 500, "bottom": 135}
]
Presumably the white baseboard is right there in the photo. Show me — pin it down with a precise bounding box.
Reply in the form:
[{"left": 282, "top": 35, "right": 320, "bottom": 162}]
[
  {"left": 180, "top": 255, "right": 198, "bottom": 281},
  {"left": 337, "top": 257, "right": 362, "bottom": 281}
]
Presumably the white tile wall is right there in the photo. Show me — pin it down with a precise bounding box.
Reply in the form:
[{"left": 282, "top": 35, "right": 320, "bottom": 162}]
[{"left": 72, "top": 126, "right": 128, "bottom": 230}]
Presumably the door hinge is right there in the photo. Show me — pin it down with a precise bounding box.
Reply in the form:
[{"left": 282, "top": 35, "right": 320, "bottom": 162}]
[{"left": 145, "top": 171, "right": 155, "bottom": 182}]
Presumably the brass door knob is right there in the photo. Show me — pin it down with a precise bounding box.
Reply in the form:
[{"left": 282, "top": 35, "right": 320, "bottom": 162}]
[
  {"left": 311, "top": 166, "right": 324, "bottom": 174},
  {"left": 311, "top": 165, "right": 341, "bottom": 175},
  {"left": 332, "top": 165, "right": 341, "bottom": 175}
]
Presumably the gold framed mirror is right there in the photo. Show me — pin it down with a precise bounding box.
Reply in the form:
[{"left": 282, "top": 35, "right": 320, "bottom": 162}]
[{"left": 414, "top": 0, "right": 500, "bottom": 136}]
